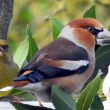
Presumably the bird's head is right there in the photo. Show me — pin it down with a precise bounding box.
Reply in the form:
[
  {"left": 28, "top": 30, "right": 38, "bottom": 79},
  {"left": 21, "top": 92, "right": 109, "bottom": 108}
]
[{"left": 59, "top": 18, "right": 110, "bottom": 53}]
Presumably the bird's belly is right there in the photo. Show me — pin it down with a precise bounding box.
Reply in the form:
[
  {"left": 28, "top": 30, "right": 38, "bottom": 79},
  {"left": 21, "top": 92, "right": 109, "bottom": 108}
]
[{"left": 42, "top": 75, "right": 85, "bottom": 95}]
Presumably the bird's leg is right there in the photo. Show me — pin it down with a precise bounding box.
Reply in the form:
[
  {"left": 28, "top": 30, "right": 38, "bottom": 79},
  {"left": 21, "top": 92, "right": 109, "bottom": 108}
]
[
  {"left": 9, "top": 95, "right": 21, "bottom": 102},
  {"left": 31, "top": 92, "right": 44, "bottom": 107},
  {"left": 37, "top": 99, "right": 44, "bottom": 107}
]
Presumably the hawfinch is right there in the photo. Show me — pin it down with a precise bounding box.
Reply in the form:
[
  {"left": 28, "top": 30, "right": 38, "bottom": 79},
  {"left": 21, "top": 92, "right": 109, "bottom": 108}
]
[{"left": 1, "top": 18, "right": 110, "bottom": 102}]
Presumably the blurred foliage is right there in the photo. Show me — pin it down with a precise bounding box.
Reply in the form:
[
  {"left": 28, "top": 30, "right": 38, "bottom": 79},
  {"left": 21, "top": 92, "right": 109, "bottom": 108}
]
[
  {"left": 52, "top": 85, "right": 76, "bottom": 110},
  {"left": 8, "top": 0, "right": 110, "bottom": 54},
  {"left": 0, "top": 40, "right": 19, "bottom": 89}
]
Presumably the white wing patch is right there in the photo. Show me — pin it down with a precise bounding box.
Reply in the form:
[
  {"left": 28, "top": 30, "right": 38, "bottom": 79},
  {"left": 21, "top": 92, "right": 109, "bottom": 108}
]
[{"left": 59, "top": 60, "right": 89, "bottom": 71}]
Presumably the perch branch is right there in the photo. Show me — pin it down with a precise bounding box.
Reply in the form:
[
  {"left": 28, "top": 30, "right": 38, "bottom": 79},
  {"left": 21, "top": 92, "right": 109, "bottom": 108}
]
[{"left": 0, "top": 0, "right": 14, "bottom": 40}]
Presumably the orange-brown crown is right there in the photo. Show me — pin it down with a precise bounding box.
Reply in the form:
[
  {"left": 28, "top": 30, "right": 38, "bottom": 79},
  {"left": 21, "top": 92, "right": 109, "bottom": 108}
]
[
  {"left": 68, "top": 18, "right": 103, "bottom": 52},
  {"left": 69, "top": 18, "right": 103, "bottom": 29}
]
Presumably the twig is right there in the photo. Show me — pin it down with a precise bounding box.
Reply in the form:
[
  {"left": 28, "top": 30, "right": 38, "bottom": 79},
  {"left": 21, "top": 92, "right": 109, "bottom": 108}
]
[{"left": 0, "top": 0, "right": 14, "bottom": 40}]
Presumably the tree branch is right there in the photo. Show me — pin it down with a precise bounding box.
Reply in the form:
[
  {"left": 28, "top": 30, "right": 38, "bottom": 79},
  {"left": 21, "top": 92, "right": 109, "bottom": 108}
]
[
  {"left": 0, "top": 0, "right": 3, "bottom": 12},
  {"left": 0, "top": 0, "right": 14, "bottom": 40}
]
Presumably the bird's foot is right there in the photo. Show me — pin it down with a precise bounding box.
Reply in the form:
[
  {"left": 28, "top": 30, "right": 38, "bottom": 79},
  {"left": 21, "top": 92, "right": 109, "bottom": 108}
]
[
  {"left": 37, "top": 99, "right": 44, "bottom": 107},
  {"left": 9, "top": 95, "right": 21, "bottom": 102}
]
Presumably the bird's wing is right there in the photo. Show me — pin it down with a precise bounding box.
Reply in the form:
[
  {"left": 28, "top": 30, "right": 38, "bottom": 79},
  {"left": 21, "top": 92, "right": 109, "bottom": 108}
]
[{"left": 15, "top": 38, "right": 89, "bottom": 82}]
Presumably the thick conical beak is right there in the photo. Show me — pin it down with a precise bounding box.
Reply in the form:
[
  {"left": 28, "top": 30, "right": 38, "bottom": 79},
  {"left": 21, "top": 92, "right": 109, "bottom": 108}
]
[{"left": 96, "top": 28, "right": 110, "bottom": 45}]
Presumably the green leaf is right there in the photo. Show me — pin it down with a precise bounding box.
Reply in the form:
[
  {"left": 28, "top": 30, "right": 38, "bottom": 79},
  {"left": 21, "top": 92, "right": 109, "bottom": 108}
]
[
  {"left": 13, "top": 26, "right": 39, "bottom": 67},
  {"left": 11, "top": 89, "right": 25, "bottom": 95},
  {"left": 96, "top": 45, "right": 110, "bottom": 64},
  {"left": 11, "top": 102, "right": 31, "bottom": 110},
  {"left": 90, "top": 94, "right": 104, "bottom": 110},
  {"left": 16, "top": 92, "right": 36, "bottom": 101},
  {"left": 26, "top": 26, "right": 39, "bottom": 61},
  {"left": 27, "top": 37, "right": 38, "bottom": 61},
  {"left": 96, "top": 45, "right": 110, "bottom": 67},
  {"left": 11, "top": 89, "right": 35, "bottom": 101},
  {"left": 52, "top": 85, "right": 76, "bottom": 110},
  {"left": 76, "top": 75, "right": 101, "bottom": 110},
  {"left": 14, "top": 38, "right": 29, "bottom": 68},
  {"left": 83, "top": 5, "right": 96, "bottom": 18},
  {"left": 89, "top": 45, "right": 110, "bottom": 82},
  {"left": 49, "top": 17, "right": 64, "bottom": 39}
]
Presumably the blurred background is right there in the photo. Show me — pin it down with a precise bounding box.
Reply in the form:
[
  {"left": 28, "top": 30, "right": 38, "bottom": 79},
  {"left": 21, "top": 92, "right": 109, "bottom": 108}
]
[{"left": 8, "top": 0, "right": 110, "bottom": 53}]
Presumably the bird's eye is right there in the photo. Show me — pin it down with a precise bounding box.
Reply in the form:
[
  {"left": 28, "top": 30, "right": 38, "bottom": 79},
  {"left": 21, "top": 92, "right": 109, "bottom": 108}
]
[
  {"left": 86, "top": 26, "right": 103, "bottom": 37},
  {"left": 87, "top": 26, "right": 95, "bottom": 33}
]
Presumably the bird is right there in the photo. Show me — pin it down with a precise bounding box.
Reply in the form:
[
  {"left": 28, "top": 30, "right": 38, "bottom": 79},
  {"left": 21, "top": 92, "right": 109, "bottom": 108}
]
[
  {"left": 0, "top": 39, "right": 19, "bottom": 89},
  {"left": 0, "top": 18, "right": 110, "bottom": 104}
]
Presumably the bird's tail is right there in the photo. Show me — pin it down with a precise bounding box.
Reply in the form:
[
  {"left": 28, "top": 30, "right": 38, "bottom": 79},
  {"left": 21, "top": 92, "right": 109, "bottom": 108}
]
[
  {"left": 0, "top": 70, "right": 46, "bottom": 92},
  {"left": 0, "top": 80, "right": 30, "bottom": 92},
  {"left": 14, "top": 70, "right": 45, "bottom": 83}
]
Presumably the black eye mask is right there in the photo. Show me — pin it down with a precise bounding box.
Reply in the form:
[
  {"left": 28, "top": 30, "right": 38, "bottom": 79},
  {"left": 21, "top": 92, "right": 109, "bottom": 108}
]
[{"left": 87, "top": 26, "right": 103, "bottom": 37}]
